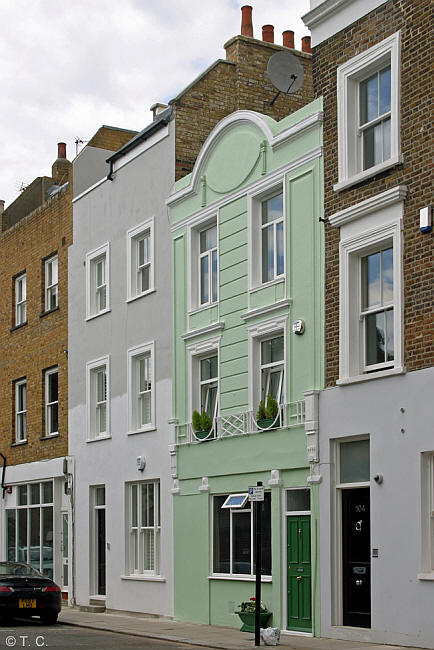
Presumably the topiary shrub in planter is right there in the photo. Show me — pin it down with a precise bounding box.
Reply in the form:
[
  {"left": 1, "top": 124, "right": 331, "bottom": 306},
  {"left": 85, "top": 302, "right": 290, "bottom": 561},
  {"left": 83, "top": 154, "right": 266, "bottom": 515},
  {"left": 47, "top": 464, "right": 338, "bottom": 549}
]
[
  {"left": 256, "top": 395, "right": 280, "bottom": 429},
  {"left": 192, "top": 410, "right": 214, "bottom": 440}
]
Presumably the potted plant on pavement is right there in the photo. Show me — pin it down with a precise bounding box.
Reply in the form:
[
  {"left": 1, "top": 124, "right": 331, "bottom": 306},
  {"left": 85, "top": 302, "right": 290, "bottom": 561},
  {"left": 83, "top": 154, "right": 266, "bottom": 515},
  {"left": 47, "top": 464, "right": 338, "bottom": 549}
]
[
  {"left": 256, "top": 394, "right": 279, "bottom": 430},
  {"left": 235, "top": 597, "right": 271, "bottom": 632},
  {"left": 192, "top": 410, "right": 214, "bottom": 440}
]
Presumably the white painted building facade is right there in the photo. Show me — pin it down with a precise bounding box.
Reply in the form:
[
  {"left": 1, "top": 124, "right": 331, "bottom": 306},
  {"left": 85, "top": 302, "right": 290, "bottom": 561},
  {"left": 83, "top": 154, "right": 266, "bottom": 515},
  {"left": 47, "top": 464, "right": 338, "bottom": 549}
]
[{"left": 68, "top": 111, "right": 175, "bottom": 615}]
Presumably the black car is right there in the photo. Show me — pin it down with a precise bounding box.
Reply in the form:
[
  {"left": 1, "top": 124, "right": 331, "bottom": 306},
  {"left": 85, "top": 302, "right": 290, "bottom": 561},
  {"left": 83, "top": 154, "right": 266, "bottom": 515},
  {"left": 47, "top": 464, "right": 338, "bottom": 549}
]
[{"left": 0, "top": 562, "right": 61, "bottom": 624}]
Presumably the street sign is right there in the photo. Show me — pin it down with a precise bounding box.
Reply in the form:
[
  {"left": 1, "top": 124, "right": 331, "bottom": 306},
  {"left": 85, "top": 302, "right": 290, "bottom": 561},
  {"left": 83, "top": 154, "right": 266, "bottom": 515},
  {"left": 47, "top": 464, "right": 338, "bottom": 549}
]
[{"left": 248, "top": 485, "right": 264, "bottom": 502}]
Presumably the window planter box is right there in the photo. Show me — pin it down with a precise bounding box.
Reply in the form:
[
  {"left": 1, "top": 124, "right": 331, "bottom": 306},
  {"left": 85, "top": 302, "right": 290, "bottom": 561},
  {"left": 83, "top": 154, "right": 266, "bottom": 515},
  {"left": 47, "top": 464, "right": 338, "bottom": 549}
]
[
  {"left": 193, "top": 428, "right": 213, "bottom": 441},
  {"left": 256, "top": 418, "right": 277, "bottom": 430},
  {"left": 236, "top": 610, "right": 271, "bottom": 632}
]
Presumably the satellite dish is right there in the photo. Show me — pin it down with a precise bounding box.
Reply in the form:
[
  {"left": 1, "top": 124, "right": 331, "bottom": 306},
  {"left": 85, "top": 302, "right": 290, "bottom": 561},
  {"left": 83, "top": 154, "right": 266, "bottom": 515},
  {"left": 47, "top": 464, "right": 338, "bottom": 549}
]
[{"left": 267, "top": 51, "right": 304, "bottom": 105}]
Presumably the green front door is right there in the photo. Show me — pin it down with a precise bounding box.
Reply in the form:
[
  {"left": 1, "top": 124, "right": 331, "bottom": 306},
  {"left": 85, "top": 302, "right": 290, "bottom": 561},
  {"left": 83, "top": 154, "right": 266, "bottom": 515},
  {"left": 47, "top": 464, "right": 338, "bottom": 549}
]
[{"left": 287, "top": 515, "right": 312, "bottom": 632}]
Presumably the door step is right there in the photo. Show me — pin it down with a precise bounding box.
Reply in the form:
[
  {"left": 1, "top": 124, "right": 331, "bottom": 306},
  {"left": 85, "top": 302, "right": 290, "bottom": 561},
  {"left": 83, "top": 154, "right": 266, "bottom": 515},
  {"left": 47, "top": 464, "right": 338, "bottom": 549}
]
[{"left": 79, "top": 604, "right": 106, "bottom": 613}]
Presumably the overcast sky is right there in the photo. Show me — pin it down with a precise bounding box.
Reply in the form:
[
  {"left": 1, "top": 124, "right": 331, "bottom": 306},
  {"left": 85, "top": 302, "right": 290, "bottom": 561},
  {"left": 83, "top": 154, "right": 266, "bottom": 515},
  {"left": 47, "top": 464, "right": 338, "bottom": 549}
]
[{"left": 0, "top": 0, "right": 310, "bottom": 208}]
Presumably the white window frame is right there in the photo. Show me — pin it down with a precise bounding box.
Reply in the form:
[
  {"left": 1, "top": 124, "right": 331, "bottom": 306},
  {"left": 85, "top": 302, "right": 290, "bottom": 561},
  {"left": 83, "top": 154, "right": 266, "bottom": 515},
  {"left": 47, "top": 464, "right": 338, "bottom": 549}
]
[
  {"left": 86, "top": 356, "right": 110, "bottom": 440},
  {"left": 126, "top": 218, "right": 155, "bottom": 302},
  {"left": 44, "top": 254, "right": 58, "bottom": 311},
  {"left": 126, "top": 480, "right": 160, "bottom": 577},
  {"left": 198, "top": 223, "right": 218, "bottom": 307},
  {"left": 44, "top": 367, "right": 58, "bottom": 437},
  {"left": 15, "top": 379, "right": 27, "bottom": 443},
  {"left": 420, "top": 453, "right": 434, "bottom": 580},
  {"left": 199, "top": 354, "right": 219, "bottom": 421},
  {"left": 15, "top": 273, "right": 27, "bottom": 326},
  {"left": 187, "top": 215, "right": 218, "bottom": 313},
  {"left": 248, "top": 182, "right": 285, "bottom": 292},
  {"left": 260, "top": 192, "right": 285, "bottom": 285},
  {"left": 335, "top": 31, "right": 401, "bottom": 192},
  {"left": 336, "top": 197, "right": 404, "bottom": 384},
  {"left": 360, "top": 246, "right": 394, "bottom": 373},
  {"left": 127, "top": 341, "right": 155, "bottom": 434},
  {"left": 6, "top": 481, "right": 54, "bottom": 578},
  {"left": 247, "top": 316, "right": 287, "bottom": 412},
  {"left": 86, "top": 243, "right": 110, "bottom": 320},
  {"left": 260, "top": 335, "right": 285, "bottom": 406},
  {"left": 187, "top": 337, "right": 220, "bottom": 421}
]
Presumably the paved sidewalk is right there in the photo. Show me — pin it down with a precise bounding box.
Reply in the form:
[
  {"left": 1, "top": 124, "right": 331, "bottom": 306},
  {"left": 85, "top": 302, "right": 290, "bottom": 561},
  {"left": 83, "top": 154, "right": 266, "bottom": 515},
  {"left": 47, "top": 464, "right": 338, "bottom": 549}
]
[{"left": 58, "top": 608, "right": 424, "bottom": 650}]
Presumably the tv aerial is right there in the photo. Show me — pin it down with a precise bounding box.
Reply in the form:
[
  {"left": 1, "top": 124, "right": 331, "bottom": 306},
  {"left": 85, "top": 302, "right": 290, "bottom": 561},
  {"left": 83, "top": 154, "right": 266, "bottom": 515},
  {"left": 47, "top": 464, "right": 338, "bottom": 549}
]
[{"left": 267, "top": 51, "right": 304, "bottom": 106}]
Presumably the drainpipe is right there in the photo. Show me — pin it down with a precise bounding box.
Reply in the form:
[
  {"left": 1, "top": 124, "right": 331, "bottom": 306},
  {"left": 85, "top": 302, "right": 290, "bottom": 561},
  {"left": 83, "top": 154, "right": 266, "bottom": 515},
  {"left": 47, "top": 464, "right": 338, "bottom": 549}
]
[
  {"left": 0, "top": 454, "right": 6, "bottom": 498},
  {"left": 107, "top": 159, "right": 115, "bottom": 181}
]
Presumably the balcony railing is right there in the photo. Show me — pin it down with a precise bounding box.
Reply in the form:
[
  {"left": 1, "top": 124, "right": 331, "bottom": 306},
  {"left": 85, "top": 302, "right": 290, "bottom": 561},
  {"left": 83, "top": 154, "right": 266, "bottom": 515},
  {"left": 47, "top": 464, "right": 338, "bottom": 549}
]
[{"left": 175, "top": 400, "right": 305, "bottom": 445}]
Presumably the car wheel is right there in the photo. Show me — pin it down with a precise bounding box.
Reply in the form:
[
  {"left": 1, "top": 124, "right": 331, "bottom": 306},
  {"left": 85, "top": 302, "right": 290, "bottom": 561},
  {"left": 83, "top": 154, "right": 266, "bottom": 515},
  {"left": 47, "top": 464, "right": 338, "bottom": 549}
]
[{"left": 40, "top": 611, "right": 58, "bottom": 625}]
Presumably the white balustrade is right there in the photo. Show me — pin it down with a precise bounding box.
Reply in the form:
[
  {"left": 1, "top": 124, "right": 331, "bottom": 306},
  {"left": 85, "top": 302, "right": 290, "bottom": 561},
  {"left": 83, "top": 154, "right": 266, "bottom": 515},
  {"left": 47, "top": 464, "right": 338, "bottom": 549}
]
[{"left": 174, "top": 400, "right": 305, "bottom": 445}]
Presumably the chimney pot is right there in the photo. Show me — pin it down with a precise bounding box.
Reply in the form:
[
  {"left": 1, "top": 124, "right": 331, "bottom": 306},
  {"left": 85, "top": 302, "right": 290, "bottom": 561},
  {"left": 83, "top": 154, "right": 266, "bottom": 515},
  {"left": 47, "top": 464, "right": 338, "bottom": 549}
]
[
  {"left": 262, "top": 24, "right": 274, "bottom": 43},
  {"left": 282, "top": 30, "right": 294, "bottom": 49},
  {"left": 0, "top": 199, "right": 4, "bottom": 214},
  {"left": 241, "top": 5, "right": 253, "bottom": 38},
  {"left": 57, "top": 142, "right": 66, "bottom": 159},
  {"left": 301, "top": 36, "right": 312, "bottom": 53}
]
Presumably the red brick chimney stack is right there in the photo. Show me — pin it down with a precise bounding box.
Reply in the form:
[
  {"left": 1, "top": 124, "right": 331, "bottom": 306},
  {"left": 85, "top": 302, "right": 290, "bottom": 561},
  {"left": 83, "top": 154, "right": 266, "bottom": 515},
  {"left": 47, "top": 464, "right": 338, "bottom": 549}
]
[
  {"left": 262, "top": 25, "right": 274, "bottom": 43},
  {"left": 301, "top": 36, "right": 311, "bottom": 53},
  {"left": 57, "top": 142, "right": 66, "bottom": 159},
  {"left": 52, "top": 142, "right": 71, "bottom": 186},
  {"left": 241, "top": 5, "right": 253, "bottom": 37},
  {"left": 282, "top": 30, "right": 294, "bottom": 49}
]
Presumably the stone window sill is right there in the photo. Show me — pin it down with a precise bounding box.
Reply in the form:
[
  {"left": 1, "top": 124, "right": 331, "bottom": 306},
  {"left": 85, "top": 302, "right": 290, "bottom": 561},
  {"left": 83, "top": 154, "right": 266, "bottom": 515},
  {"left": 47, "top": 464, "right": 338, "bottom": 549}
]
[
  {"left": 10, "top": 322, "right": 27, "bottom": 333},
  {"left": 40, "top": 306, "right": 59, "bottom": 318}
]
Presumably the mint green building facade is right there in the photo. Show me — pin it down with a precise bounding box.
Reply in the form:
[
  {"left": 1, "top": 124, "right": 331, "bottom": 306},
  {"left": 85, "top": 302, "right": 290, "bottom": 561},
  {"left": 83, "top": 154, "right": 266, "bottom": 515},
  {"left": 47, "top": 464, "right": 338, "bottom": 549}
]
[{"left": 168, "top": 99, "right": 324, "bottom": 634}]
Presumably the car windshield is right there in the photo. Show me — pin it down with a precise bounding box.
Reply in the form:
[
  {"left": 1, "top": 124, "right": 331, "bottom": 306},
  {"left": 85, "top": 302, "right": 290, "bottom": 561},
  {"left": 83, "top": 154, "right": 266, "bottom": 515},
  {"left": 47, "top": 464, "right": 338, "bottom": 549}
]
[{"left": 0, "top": 562, "right": 41, "bottom": 577}]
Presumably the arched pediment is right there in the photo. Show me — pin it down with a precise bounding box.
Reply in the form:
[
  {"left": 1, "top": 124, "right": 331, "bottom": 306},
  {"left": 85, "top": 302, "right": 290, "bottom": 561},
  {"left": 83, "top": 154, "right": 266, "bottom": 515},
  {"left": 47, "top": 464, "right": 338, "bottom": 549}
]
[{"left": 168, "top": 111, "right": 276, "bottom": 206}]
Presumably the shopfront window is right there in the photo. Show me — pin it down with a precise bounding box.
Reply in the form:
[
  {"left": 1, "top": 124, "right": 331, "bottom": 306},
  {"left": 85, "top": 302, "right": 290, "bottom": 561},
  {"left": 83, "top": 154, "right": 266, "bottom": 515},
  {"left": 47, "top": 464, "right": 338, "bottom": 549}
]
[{"left": 6, "top": 481, "right": 54, "bottom": 579}]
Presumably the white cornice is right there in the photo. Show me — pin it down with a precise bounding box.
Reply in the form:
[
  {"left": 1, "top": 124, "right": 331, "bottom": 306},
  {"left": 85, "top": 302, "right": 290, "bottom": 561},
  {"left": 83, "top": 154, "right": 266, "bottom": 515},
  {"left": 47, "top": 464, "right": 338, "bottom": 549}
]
[
  {"left": 329, "top": 185, "right": 408, "bottom": 227},
  {"left": 241, "top": 299, "right": 292, "bottom": 323},
  {"left": 167, "top": 110, "right": 323, "bottom": 209},
  {"left": 302, "top": 0, "right": 389, "bottom": 46},
  {"left": 302, "top": 0, "right": 353, "bottom": 29},
  {"left": 182, "top": 321, "right": 224, "bottom": 342}
]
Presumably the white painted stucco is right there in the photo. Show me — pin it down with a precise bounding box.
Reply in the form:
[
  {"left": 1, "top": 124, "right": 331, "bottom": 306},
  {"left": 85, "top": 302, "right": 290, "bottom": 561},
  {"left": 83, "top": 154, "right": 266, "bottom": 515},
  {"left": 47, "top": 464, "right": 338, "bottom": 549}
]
[
  {"left": 303, "top": 0, "right": 388, "bottom": 46},
  {"left": 318, "top": 366, "right": 434, "bottom": 649},
  {"left": 68, "top": 119, "right": 175, "bottom": 616}
]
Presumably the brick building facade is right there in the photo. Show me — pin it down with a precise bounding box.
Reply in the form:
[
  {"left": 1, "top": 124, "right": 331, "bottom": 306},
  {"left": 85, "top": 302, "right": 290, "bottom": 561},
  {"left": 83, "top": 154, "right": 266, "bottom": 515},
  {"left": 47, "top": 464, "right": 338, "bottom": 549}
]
[
  {"left": 311, "top": 0, "right": 433, "bottom": 386},
  {"left": 0, "top": 144, "right": 73, "bottom": 595},
  {"left": 303, "top": 0, "right": 434, "bottom": 647},
  {"left": 0, "top": 146, "right": 72, "bottom": 467}
]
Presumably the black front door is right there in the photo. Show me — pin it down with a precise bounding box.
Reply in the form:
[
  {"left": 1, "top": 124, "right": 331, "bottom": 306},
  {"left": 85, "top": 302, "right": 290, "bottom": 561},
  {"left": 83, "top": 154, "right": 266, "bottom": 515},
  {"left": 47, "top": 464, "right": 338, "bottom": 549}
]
[
  {"left": 342, "top": 488, "right": 370, "bottom": 628},
  {"left": 97, "top": 509, "right": 106, "bottom": 595}
]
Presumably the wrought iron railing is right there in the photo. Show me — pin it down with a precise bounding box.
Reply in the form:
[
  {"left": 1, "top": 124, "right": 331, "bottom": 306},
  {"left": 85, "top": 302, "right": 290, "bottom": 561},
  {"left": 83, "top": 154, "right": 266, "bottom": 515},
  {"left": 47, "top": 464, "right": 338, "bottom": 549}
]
[{"left": 174, "top": 400, "right": 305, "bottom": 445}]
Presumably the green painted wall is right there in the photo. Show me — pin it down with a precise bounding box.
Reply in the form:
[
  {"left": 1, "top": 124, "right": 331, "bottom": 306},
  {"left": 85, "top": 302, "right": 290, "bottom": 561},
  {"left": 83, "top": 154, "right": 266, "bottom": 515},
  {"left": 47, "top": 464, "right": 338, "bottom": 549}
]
[{"left": 169, "top": 100, "right": 323, "bottom": 631}]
